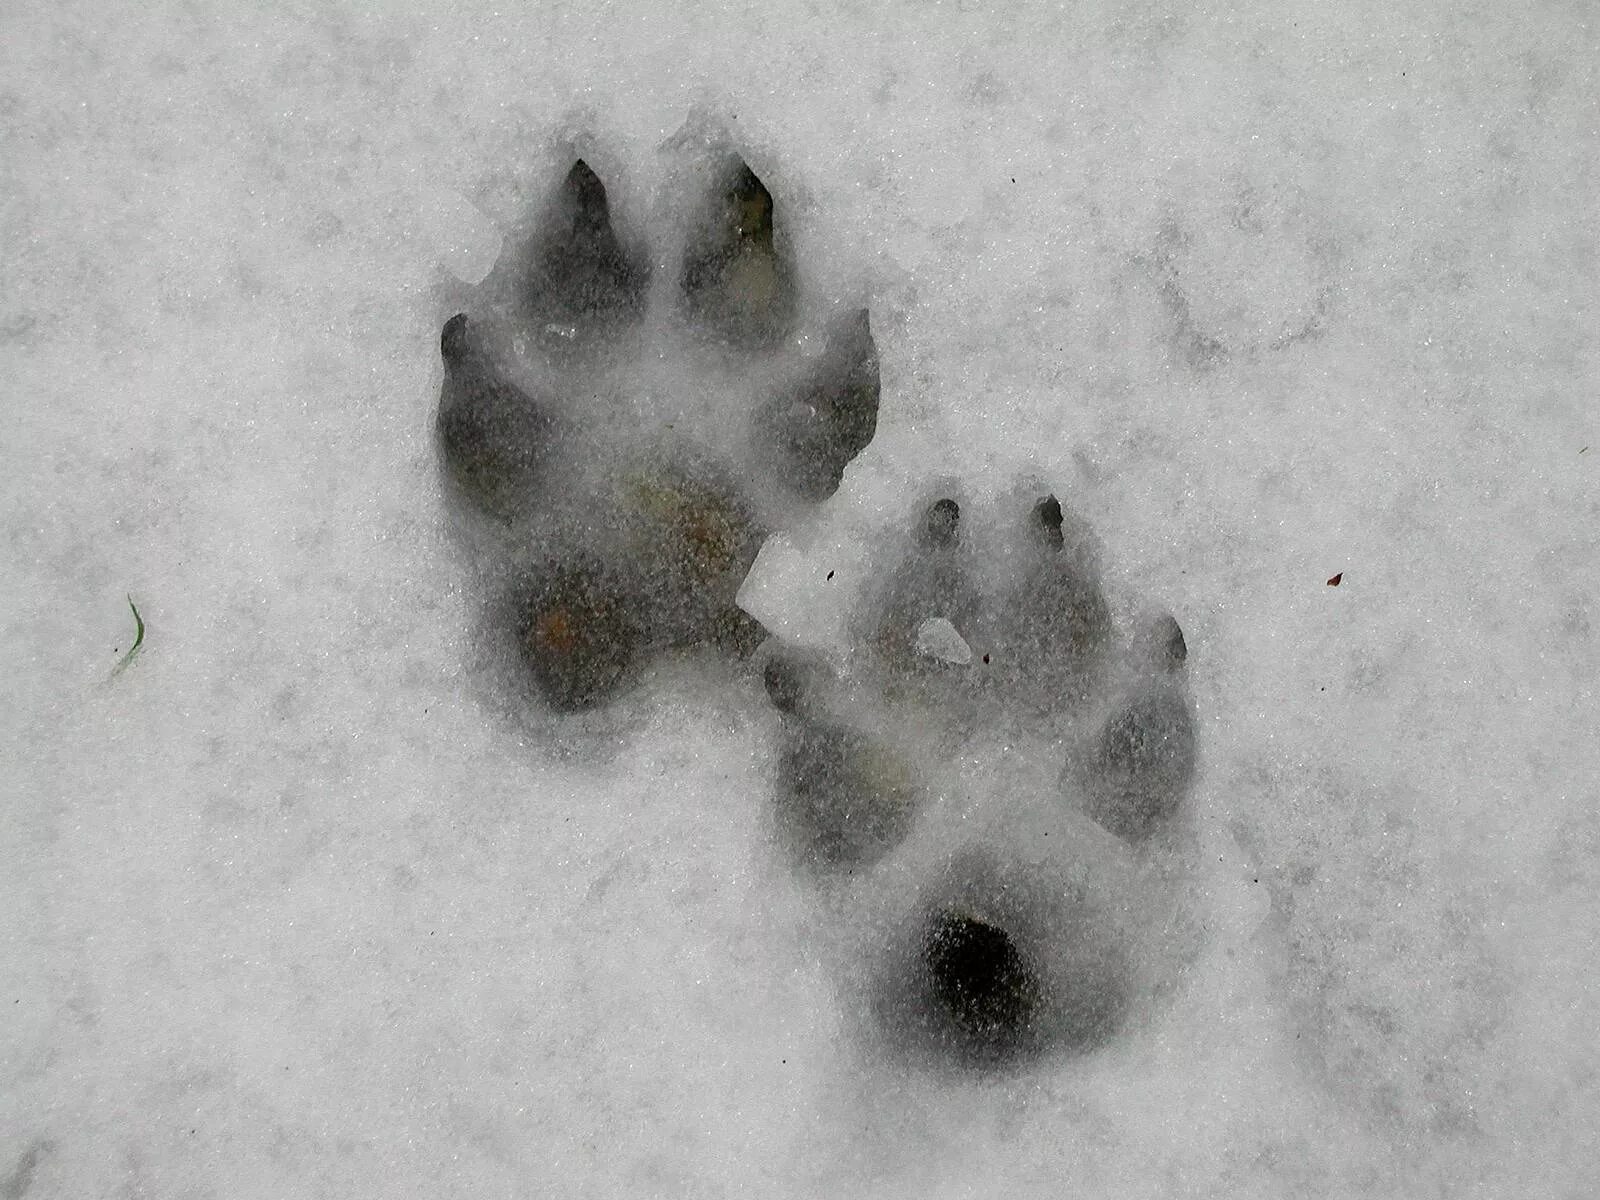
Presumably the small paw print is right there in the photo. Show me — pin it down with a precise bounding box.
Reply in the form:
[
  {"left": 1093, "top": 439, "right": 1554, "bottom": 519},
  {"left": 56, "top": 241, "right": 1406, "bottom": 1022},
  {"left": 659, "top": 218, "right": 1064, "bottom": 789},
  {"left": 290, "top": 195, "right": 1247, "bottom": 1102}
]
[{"left": 761, "top": 491, "right": 1200, "bottom": 1069}]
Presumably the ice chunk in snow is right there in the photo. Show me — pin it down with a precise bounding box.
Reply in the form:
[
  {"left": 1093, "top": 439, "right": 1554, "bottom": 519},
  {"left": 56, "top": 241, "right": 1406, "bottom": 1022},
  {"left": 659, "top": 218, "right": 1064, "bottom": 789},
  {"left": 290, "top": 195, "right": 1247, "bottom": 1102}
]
[{"left": 915, "top": 615, "right": 972, "bottom": 665}]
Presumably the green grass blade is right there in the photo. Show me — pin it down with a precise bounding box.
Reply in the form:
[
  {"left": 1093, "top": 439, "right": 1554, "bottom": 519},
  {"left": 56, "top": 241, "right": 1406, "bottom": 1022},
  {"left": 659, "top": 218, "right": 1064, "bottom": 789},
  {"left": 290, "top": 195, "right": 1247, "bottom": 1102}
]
[{"left": 111, "top": 596, "right": 145, "bottom": 676}]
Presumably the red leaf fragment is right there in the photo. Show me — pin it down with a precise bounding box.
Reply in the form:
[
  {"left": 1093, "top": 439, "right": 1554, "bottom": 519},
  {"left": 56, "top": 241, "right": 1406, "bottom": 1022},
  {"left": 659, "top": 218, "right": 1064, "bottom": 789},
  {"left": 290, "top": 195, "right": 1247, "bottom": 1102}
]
[{"left": 1326, "top": 572, "right": 1343, "bottom": 587}]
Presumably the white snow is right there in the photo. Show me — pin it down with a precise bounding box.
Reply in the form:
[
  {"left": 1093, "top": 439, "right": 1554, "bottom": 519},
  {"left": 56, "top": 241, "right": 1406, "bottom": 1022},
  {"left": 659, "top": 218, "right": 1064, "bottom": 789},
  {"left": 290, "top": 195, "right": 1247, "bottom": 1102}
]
[{"left": 2, "top": 1, "right": 1597, "bottom": 1197}]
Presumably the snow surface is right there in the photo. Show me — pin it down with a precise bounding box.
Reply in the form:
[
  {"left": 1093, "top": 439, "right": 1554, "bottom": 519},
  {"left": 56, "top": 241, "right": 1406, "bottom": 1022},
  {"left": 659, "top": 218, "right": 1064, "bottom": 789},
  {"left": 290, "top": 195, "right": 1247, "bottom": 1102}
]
[{"left": 2, "top": 1, "right": 1598, "bottom": 1197}]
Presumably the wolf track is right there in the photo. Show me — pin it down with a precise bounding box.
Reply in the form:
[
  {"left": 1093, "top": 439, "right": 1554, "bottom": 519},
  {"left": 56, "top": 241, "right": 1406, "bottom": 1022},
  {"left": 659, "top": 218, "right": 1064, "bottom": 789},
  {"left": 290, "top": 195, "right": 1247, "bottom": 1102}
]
[
  {"left": 760, "top": 490, "right": 1201, "bottom": 1070},
  {"left": 433, "top": 140, "right": 880, "bottom": 711},
  {"left": 431, "top": 133, "right": 1201, "bottom": 1074}
]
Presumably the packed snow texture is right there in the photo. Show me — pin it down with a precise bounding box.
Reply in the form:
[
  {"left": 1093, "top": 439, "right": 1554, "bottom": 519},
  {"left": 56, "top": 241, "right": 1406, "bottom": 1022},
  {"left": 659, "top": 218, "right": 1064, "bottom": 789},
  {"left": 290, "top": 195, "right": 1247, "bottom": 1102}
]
[{"left": 2, "top": 1, "right": 1598, "bottom": 1198}]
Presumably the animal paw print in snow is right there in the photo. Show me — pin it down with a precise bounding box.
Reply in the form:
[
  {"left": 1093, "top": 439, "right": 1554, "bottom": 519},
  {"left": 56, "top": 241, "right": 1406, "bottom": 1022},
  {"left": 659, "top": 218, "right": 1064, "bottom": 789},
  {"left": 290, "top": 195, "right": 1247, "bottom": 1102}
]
[
  {"left": 761, "top": 491, "right": 1200, "bottom": 1069},
  {"left": 433, "top": 142, "right": 880, "bottom": 710}
]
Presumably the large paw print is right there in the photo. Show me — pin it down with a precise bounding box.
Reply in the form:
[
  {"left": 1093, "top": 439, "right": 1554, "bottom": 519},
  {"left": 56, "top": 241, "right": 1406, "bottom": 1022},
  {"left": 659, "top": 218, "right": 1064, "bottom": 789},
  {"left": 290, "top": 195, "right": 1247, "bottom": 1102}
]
[
  {"left": 433, "top": 142, "right": 880, "bottom": 711},
  {"left": 760, "top": 491, "right": 1200, "bottom": 1069}
]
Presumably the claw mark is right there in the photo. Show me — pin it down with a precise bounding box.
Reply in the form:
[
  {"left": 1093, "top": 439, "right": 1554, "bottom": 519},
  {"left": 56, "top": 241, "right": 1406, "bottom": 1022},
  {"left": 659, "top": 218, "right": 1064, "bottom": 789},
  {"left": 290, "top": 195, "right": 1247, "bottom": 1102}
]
[
  {"left": 681, "top": 157, "right": 794, "bottom": 344},
  {"left": 111, "top": 596, "right": 145, "bottom": 677}
]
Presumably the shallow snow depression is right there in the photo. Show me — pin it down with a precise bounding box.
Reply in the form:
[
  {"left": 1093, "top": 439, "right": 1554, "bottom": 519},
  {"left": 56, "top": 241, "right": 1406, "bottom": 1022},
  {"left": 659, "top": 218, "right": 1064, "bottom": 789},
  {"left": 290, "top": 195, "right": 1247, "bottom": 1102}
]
[{"left": 2, "top": 2, "right": 1598, "bottom": 1198}]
